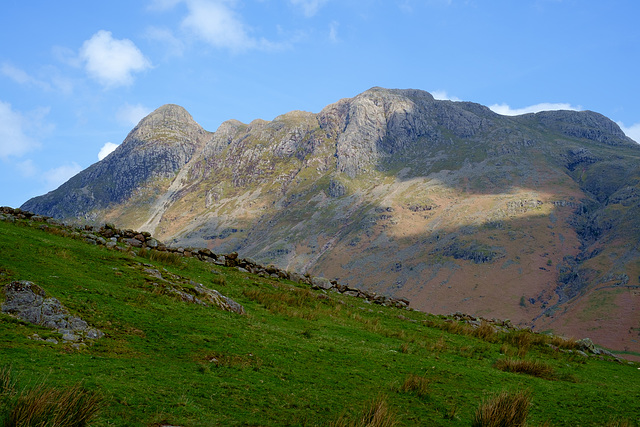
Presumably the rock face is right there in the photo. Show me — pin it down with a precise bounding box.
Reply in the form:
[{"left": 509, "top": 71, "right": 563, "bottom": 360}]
[
  {"left": 2, "top": 281, "right": 105, "bottom": 344},
  {"left": 20, "top": 87, "right": 640, "bottom": 356},
  {"left": 21, "top": 104, "right": 210, "bottom": 220}
]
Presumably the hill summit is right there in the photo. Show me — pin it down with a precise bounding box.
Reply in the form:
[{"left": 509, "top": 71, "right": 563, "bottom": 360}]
[{"left": 21, "top": 87, "right": 640, "bottom": 356}]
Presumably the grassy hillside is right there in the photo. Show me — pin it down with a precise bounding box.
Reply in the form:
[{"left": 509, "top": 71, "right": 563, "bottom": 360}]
[{"left": 0, "top": 215, "right": 638, "bottom": 426}]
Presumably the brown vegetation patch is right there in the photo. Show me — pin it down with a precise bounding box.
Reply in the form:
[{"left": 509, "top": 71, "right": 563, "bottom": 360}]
[{"left": 472, "top": 389, "right": 531, "bottom": 427}]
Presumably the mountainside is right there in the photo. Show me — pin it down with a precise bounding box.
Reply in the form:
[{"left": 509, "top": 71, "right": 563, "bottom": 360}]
[{"left": 22, "top": 87, "right": 640, "bottom": 356}]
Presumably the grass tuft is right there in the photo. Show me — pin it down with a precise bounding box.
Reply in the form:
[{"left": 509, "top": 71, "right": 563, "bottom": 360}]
[
  {"left": 473, "top": 321, "right": 497, "bottom": 342},
  {"left": 0, "top": 365, "right": 17, "bottom": 399},
  {"left": 472, "top": 389, "right": 531, "bottom": 427},
  {"left": 494, "top": 358, "right": 556, "bottom": 380},
  {"left": 142, "top": 249, "right": 184, "bottom": 266},
  {"left": 399, "top": 374, "right": 429, "bottom": 397},
  {"left": 330, "top": 395, "right": 398, "bottom": 427},
  {"left": 3, "top": 382, "right": 103, "bottom": 427}
]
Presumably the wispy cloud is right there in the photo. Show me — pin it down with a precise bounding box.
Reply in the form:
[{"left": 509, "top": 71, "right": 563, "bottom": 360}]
[
  {"left": 1, "top": 62, "right": 50, "bottom": 90},
  {"left": 79, "top": 30, "right": 152, "bottom": 88},
  {"left": 155, "top": 0, "right": 286, "bottom": 52},
  {"left": 180, "top": 0, "right": 281, "bottom": 51},
  {"left": 289, "top": 0, "right": 329, "bottom": 17},
  {"left": 329, "top": 21, "right": 339, "bottom": 42},
  {"left": 617, "top": 121, "right": 640, "bottom": 144},
  {"left": 146, "top": 26, "right": 186, "bottom": 57},
  {"left": 1, "top": 62, "right": 73, "bottom": 94},
  {"left": 15, "top": 158, "right": 82, "bottom": 195},
  {"left": 117, "top": 103, "right": 151, "bottom": 127},
  {"left": 43, "top": 162, "right": 83, "bottom": 190},
  {"left": 489, "top": 102, "right": 581, "bottom": 116},
  {"left": 0, "top": 101, "right": 41, "bottom": 160}
]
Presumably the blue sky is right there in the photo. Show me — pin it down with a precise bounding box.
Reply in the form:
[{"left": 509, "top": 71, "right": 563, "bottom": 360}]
[{"left": 1, "top": 0, "right": 639, "bottom": 208}]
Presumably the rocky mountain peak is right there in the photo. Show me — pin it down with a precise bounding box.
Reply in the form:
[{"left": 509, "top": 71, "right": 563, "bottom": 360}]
[
  {"left": 122, "top": 104, "right": 206, "bottom": 150},
  {"left": 137, "top": 103, "right": 197, "bottom": 128}
]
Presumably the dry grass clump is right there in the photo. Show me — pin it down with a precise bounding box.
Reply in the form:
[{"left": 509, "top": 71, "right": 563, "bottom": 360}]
[
  {"left": 472, "top": 321, "right": 497, "bottom": 342},
  {"left": 548, "top": 335, "right": 578, "bottom": 350},
  {"left": 502, "top": 330, "right": 533, "bottom": 357},
  {"left": 472, "top": 389, "right": 531, "bottom": 427},
  {"left": 330, "top": 395, "right": 398, "bottom": 427},
  {"left": 202, "top": 352, "right": 263, "bottom": 370},
  {"left": 242, "top": 286, "right": 325, "bottom": 320},
  {"left": 139, "top": 248, "right": 184, "bottom": 266},
  {"left": 0, "top": 365, "right": 17, "bottom": 398},
  {"left": 399, "top": 374, "right": 429, "bottom": 397},
  {"left": 47, "top": 226, "right": 73, "bottom": 239},
  {"left": 3, "top": 382, "right": 102, "bottom": 427},
  {"left": 494, "top": 358, "right": 556, "bottom": 380}
]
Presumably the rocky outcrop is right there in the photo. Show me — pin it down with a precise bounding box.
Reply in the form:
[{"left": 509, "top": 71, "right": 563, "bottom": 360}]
[
  {"left": 1, "top": 281, "right": 104, "bottom": 347},
  {"left": 320, "top": 87, "right": 493, "bottom": 177},
  {"left": 138, "top": 264, "right": 246, "bottom": 315}
]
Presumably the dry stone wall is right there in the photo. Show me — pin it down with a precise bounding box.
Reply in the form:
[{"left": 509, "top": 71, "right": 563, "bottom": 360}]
[{"left": 0, "top": 207, "right": 411, "bottom": 310}]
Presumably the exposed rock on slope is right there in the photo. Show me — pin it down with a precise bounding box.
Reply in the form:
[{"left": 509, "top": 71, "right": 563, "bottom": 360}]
[
  {"left": 2, "top": 280, "right": 104, "bottom": 346},
  {"left": 21, "top": 87, "right": 640, "bottom": 356}
]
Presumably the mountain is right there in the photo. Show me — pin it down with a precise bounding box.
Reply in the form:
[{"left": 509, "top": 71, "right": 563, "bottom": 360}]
[{"left": 21, "top": 87, "right": 640, "bottom": 356}]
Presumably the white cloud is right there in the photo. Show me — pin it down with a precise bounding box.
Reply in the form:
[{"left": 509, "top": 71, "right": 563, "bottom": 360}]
[
  {"left": 98, "top": 142, "right": 120, "bottom": 161},
  {"left": 489, "top": 102, "right": 581, "bottom": 116},
  {"left": 43, "top": 162, "right": 83, "bottom": 191},
  {"left": 329, "top": 21, "right": 339, "bottom": 42},
  {"left": 1, "top": 63, "right": 48, "bottom": 89},
  {"left": 117, "top": 103, "right": 151, "bottom": 127},
  {"left": 179, "top": 0, "right": 282, "bottom": 51},
  {"left": 146, "top": 27, "right": 185, "bottom": 57},
  {"left": 79, "top": 30, "right": 152, "bottom": 88},
  {"left": 1, "top": 62, "right": 72, "bottom": 94},
  {"left": 617, "top": 121, "right": 640, "bottom": 144},
  {"left": 0, "top": 101, "right": 40, "bottom": 160},
  {"left": 290, "top": 0, "right": 328, "bottom": 17},
  {"left": 181, "top": 0, "right": 256, "bottom": 51},
  {"left": 431, "top": 90, "right": 461, "bottom": 101}
]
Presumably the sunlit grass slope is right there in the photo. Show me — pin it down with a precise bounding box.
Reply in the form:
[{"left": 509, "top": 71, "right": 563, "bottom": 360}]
[{"left": 0, "top": 218, "right": 638, "bottom": 426}]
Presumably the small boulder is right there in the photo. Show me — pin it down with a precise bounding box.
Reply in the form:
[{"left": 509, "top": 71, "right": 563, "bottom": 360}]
[{"left": 310, "top": 277, "right": 333, "bottom": 291}]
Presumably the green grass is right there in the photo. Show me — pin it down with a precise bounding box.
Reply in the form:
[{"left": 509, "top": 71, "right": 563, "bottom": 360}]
[{"left": 0, "top": 218, "right": 639, "bottom": 426}]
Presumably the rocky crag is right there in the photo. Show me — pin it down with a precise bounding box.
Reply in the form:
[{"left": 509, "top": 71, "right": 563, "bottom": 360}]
[{"left": 20, "top": 87, "right": 640, "bottom": 356}]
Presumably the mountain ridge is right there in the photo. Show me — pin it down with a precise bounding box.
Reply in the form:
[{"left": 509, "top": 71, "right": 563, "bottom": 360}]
[{"left": 21, "top": 87, "right": 640, "bottom": 356}]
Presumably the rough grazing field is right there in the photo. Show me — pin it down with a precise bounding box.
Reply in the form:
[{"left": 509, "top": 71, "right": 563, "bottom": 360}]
[{"left": 0, "top": 216, "right": 639, "bottom": 426}]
